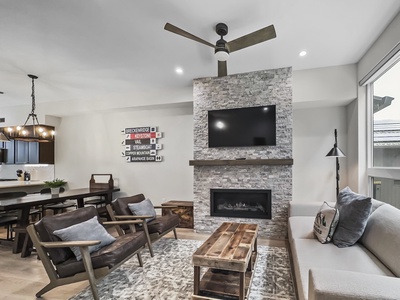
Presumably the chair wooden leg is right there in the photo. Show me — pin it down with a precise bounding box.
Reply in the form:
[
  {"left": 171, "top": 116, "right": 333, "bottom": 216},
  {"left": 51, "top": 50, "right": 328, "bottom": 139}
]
[
  {"left": 173, "top": 228, "right": 178, "bottom": 239},
  {"left": 36, "top": 282, "right": 58, "bottom": 298},
  {"left": 80, "top": 246, "right": 99, "bottom": 300},
  {"left": 142, "top": 222, "right": 154, "bottom": 257},
  {"left": 7, "top": 224, "right": 13, "bottom": 240},
  {"left": 137, "top": 252, "right": 143, "bottom": 267}
]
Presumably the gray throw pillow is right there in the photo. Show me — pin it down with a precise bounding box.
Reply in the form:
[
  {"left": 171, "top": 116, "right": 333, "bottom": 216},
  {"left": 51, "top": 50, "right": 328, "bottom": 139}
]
[
  {"left": 313, "top": 202, "right": 339, "bottom": 244},
  {"left": 128, "top": 198, "right": 156, "bottom": 223},
  {"left": 53, "top": 216, "right": 116, "bottom": 261},
  {"left": 332, "top": 186, "right": 372, "bottom": 248}
]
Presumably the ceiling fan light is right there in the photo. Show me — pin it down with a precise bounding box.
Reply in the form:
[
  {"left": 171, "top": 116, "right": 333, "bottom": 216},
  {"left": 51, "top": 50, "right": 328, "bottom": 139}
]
[{"left": 215, "top": 49, "right": 229, "bottom": 61}]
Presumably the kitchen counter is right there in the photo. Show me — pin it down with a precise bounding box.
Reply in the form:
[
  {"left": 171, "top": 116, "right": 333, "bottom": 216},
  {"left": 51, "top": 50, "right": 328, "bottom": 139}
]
[
  {"left": 0, "top": 180, "right": 46, "bottom": 193},
  {"left": 0, "top": 180, "right": 45, "bottom": 189}
]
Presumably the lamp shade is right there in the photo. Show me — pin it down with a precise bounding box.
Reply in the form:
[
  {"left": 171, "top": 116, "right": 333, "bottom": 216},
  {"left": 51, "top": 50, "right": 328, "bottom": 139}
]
[
  {"left": 215, "top": 49, "right": 229, "bottom": 61},
  {"left": 326, "top": 146, "right": 346, "bottom": 157}
]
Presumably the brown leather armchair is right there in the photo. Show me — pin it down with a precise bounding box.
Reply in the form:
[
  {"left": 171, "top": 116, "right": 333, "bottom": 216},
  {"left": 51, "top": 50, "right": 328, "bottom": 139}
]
[
  {"left": 27, "top": 206, "right": 151, "bottom": 300},
  {"left": 107, "top": 193, "right": 180, "bottom": 257}
]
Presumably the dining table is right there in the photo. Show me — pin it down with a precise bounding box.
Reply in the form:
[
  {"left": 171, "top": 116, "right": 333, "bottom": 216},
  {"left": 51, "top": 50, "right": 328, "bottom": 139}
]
[{"left": 0, "top": 187, "right": 120, "bottom": 256}]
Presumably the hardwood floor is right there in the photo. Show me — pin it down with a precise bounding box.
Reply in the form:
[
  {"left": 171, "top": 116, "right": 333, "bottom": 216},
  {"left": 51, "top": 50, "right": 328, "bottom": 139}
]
[{"left": 0, "top": 227, "right": 286, "bottom": 300}]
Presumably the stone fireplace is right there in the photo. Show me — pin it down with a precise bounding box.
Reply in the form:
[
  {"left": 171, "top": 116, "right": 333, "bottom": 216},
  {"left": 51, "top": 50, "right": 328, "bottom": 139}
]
[
  {"left": 210, "top": 188, "right": 272, "bottom": 219},
  {"left": 192, "top": 67, "right": 292, "bottom": 239}
]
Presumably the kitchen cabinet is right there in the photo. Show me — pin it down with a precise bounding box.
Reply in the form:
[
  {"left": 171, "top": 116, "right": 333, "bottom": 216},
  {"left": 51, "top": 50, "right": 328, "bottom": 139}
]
[
  {"left": 4, "top": 140, "right": 54, "bottom": 164},
  {"left": 4, "top": 140, "right": 14, "bottom": 164},
  {"left": 15, "top": 140, "right": 30, "bottom": 164}
]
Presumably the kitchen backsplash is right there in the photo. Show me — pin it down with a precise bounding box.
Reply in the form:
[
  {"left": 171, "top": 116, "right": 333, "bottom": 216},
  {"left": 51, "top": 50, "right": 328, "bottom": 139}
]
[{"left": 0, "top": 164, "right": 54, "bottom": 181}]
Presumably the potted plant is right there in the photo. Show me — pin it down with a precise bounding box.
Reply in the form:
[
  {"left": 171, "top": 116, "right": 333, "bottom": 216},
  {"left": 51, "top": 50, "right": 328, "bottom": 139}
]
[{"left": 44, "top": 178, "right": 66, "bottom": 195}]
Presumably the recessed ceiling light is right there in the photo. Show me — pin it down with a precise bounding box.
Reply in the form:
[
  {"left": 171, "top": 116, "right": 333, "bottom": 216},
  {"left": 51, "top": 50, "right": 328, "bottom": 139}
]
[
  {"left": 299, "top": 50, "right": 307, "bottom": 57},
  {"left": 175, "top": 67, "right": 184, "bottom": 75}
]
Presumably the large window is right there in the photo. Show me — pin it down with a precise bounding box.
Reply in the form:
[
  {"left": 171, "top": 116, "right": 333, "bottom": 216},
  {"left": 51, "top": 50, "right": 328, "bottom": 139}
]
[{"left": 368, "top": 58, "right": 400, "bottom": 208}]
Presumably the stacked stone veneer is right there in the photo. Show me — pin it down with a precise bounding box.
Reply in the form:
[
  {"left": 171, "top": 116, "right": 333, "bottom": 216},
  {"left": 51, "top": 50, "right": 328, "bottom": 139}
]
[{"left": 193, "top": 67, "right": 292, "bottom": 239}]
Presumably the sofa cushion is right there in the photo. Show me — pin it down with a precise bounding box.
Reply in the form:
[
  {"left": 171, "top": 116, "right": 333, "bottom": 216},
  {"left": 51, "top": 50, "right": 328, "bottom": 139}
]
[
  {"left": 291, "top": 238, "right": 395, "bottom": 300},
  {"left": 313, "top": 202, "right": 339, "bottom": 243},
  {"left": 55, "top": 231, "right": 146, "bottom": 278},
  {"left": 137, "top": 213, "right": 180, "bottom": 235},
  {"left": 288, "top": 216, "right": 315, "bottom": 241},
  {"left": 128, "top": 198, "right": 156, "bottom": 222},
  {"left": 360, "top": 204, "right": 400, "bottom": 277},
  {"left": 332, "top": 187, "right": 372, "bottom": 248},
  {"left": 34, "top": 206, "right": 98, "bottom": 265},
  {"left": 309, "top": 268, "right": 400, "bottom": 300},
  {"left": 53, "top": 216, "right": 116, "bottom": 261}
]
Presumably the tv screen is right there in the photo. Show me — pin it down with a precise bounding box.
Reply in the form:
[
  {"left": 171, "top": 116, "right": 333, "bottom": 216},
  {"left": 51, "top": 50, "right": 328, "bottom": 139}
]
[{"left": 208, "top": 105, "right": 276, "bottom": 148}]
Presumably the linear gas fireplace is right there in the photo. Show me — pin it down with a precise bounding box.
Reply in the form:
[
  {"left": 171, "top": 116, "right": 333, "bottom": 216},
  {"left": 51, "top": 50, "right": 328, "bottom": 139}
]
[{"left": 210, "top": 189, "right": 271, "bottom": 219}]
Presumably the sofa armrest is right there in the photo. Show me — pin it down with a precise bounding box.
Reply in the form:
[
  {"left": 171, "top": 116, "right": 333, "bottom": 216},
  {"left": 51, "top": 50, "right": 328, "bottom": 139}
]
[
  {"left": 309, "top": 268, "right": 400, "bottom": 300},
  {"left": 289, "top": 202, "right": 325, "bottom": 217}
]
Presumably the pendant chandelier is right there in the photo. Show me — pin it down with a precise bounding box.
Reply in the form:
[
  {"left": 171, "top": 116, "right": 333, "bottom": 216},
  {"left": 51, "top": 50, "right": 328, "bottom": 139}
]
[{"left": 5, "top": 74, "right": 55, "bottom": 143}]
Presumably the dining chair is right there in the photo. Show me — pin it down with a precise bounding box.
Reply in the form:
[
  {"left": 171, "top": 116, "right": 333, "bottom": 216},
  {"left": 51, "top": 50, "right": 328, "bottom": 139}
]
[
  {"left": 40, "top": 187, "right": 77, "bottom": 215},
  {"left": 84, "top": 174, "right": 113, "bottom": 218},
  {"left": 0, "top": 192, "right": 34, "bottom": 239},
  {"left": 0, "top": 212, "right": 18, "bottom": 240}
]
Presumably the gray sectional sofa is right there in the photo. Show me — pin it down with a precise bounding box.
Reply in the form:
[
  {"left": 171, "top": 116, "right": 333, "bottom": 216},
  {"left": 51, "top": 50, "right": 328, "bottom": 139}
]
[{"left": 288, "top": 199, "right": 400, "bottom": 300}]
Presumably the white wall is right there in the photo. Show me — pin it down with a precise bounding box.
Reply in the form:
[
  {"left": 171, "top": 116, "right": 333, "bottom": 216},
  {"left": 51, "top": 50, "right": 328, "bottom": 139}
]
[
  {"left": 292, "top": 64, "right": 357, "bottom": 109},
  {"left": 293, "top": 106, "right": 348, "bottom": 203},
  {"left": 291, "top": 65, "right": 356, "bottom": 202},
  {"left": 54, "top": 104, "right": 194, "bottom": 206}
]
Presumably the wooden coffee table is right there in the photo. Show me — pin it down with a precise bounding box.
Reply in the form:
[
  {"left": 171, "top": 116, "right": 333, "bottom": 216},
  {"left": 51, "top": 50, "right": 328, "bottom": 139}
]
[{"left": 192, "top": 222, "right": 259, "bottom": 300}]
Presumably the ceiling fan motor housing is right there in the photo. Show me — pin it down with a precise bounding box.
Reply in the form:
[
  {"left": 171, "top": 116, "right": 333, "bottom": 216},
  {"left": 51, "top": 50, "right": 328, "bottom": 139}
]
[
  {"left": 216, "top": 23, "right": 228, "bottom": 37},
  {"left": 215, "top": 23, "right": 229, "bottom": 61}
]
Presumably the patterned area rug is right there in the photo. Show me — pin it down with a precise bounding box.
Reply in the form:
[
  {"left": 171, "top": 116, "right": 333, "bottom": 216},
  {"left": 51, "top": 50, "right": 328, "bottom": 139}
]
[{"left": 70, "top": 238, "right": 295, "bottom": 300}]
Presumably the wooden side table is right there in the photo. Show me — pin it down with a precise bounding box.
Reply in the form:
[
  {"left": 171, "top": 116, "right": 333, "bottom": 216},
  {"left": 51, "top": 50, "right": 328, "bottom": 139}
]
[{"left": 161, "top": 200, "right": 193, "bottom": 229}]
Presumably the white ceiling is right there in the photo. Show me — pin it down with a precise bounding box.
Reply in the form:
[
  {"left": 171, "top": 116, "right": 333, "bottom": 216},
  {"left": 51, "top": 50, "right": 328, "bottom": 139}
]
[{"left": 0, "top": 0, "right": 400, "bottom": 114}]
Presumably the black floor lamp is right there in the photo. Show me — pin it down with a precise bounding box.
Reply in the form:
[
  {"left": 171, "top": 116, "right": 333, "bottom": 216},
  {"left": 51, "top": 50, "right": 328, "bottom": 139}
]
[{"left": 326, "top": 129, "right": 346, "bottom": 197}]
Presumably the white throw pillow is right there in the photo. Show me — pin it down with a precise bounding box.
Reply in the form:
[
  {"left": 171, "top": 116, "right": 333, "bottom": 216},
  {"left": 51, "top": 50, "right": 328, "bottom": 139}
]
[{"left": 313, "top": 202, "right": 339, "bottom": 244}]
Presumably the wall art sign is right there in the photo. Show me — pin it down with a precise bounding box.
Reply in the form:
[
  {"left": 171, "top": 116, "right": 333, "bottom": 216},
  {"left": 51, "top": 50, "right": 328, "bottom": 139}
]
[{"left": 121, "top": 126, "right": 163, "bottom": 162}]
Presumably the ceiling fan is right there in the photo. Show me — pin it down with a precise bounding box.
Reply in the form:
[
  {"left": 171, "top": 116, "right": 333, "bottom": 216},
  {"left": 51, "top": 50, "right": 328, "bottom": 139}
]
[{"left": 164, "top": 22, "right": 276, "bottom": 77}]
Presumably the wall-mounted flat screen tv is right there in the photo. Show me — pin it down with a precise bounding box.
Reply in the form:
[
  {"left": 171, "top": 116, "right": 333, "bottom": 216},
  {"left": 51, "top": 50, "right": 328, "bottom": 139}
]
[{"left": 208, "top": 105, "right": 276, "bottom": 148}]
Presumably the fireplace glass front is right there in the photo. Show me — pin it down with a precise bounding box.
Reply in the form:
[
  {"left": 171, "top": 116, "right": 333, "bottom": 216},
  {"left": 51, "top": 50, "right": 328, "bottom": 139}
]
[{"left": 210, "top": 189, "right": 271, "bottom": 219}]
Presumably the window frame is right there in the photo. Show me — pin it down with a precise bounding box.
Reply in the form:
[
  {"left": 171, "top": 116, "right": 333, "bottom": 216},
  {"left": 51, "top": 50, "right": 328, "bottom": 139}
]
[{"left": 366, "top": 54, "right": 400, "bottom": 196}]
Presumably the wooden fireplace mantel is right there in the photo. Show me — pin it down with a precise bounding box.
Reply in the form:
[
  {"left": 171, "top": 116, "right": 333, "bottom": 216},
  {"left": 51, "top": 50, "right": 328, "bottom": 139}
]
[{"left": 189, "top": 158, "right": 293, "bottom": 166}]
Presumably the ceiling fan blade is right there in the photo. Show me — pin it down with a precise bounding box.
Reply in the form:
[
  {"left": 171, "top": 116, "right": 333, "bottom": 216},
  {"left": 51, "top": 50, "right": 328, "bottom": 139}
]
[
  {"left": 226, "top": 25, "right": 276, "bottom": 53},
  {"left": 218, "top": 61, "right": 227, "bottom": 77},
  {"left": 164, "top": 23, "right": 216, "bottom": 49}
]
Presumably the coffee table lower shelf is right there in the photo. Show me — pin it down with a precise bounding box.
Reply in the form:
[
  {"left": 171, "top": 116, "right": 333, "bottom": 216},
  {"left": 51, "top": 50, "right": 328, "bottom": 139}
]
[{"left": 192, "top": 252, "right": 258, "bottom": 300}]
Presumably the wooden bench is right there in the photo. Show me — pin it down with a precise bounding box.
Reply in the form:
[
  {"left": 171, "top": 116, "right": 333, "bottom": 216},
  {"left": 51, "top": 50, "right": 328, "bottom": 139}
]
[{"left": 192, "top": 222, "right": 259, "bottom": 300}]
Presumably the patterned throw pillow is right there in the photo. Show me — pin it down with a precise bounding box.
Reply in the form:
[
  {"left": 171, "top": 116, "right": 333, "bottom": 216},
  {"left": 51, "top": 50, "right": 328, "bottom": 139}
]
[{"left": 313, "top": 202, "right": 339, "bottom": 243}]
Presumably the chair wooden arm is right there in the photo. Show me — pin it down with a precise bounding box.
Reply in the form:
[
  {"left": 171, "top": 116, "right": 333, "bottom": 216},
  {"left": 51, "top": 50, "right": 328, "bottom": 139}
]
[
  {"left": 154, "top": 205, "right": 178, "bottom": 209},
  {"left": 103, "top": 220, "right": 144, "bottom": 226},
  {"left": 40, "top": 240, "right": 101, "bottom": 248},
  {"left": 113, "top": 214, "right": 154, "bottom": 220}
]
